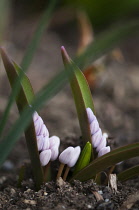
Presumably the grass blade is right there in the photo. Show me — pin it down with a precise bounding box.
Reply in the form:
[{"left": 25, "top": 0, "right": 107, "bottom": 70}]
[
  {"left": 117, "top": 165, "right": 139, "bottom": 182},
  {"left": 21, "top": 0, "right": 57, "bottom": 71},
  {"left": 70, "top": 143, "right": 139, "bottom": 182},
  {"left": 0, "top": 0, "right": 56, "bottom": 137}
]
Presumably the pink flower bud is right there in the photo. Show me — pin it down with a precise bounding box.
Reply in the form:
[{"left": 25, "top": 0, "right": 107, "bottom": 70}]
[
  {"left": 39, "top": 149, "right": 51, "bottom": 166},
  {"left": 86, "top": 108, "right": 96, "bottom": 124},
  {"left": 98, "top": 146, "right": 110, "bottom": 157},
  {"left": 68, "top": 146, "right": 81, "bottom": 167},
  {"left": 59, "top": 147, "right": 74, "bottom": 165},
  {"left": 91, "top": 128, "right": 102, "bottom": 148}
]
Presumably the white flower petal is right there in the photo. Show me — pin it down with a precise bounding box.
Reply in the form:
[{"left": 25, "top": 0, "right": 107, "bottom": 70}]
[
  {"left": 59, "top": 147, "right": 74, "bottom": 165},
  {"left": 42, "top": 136, "right": 50, "bottom": 150},
  {"left": 49, "top": 136, "right": 60, "bottom": 148},
  {"left": 86, "top": 108, "right": 96, "bottom": 124},
  {"left": 39, "top": 149, "right": 51, "bottom": 166},
  {"left": 36, "top": 135, "right": 44, "bottom": 151},
  {"left": 39, "top": 124, "right": 49, "bottom": 137},
  {"left": 50, "top": 146, "right": 59, "bottom": 161},
  {"left": 91, "top": 128, "right": 102, "bottom": 148},
  {"left": 96, "top": 134, "right": 107, "bottom": 152},
  {"left": 68, "top": 146, "right": 81, "bottom": 167},
  {"left": 90, "top": 119, "right": 99, "bottom": 135},
  {"left": 35, "top": 116, "right": 43, "bottom": 136},
  {"left": 33, "top": 111, "right": 39, "bottom": 122},
  {"left": 98, "top": 146, "right": 110, "bottom": 157}
]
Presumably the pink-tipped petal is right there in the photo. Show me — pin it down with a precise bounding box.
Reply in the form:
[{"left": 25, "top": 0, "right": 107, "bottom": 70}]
[
  {"left": 98, "top": 146, "right": 110, "bottom": 157},
  {"left": 68, "top": 146, "right": 81, "bottom": 167},
  {"left": 90, "top": 119, "right": 99, "bottom": 135},
  {"left": 91, "top": 128, "right": 102, "bottom": 148},
  {"left": 59, "top": 147, "right": 74, "bottom": 165},
  {"left": 49, "top": 136, "right": 60, "bottom": 148},
  {"left": 42, "top": 136, "right": 50, "bottom": 150},
  {"left": 86, "top": 108, "right": 96, "bottom": 124},
  {"left": 39, "top": 149, "right": 51, "bottom": 166},
  {"left": 40, "top": 124, "right": 49, "bottom": 137},
  {"left": 50, "top": 146, "right": 59, "bottom": 161},
  {"left": 96, "top": 134, "right": 107, "bottom": 152}
]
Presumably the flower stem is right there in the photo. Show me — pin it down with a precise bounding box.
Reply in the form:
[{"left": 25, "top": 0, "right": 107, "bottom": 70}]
[
  {"left": 63, "top": 166, "right": 70, "bottom": 181},
  {"left": 57, "top": 163, "right": 64, "bottom": 179}
]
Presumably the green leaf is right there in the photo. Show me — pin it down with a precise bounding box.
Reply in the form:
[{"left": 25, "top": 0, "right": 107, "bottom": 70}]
[
  {"left": 0, "top": 0, "right": 56, "bottom": 138},
  {"left": 61, "top": 47, "right": 95, "bottom": 150},
  {"left": 70, "top": 143, "right": 139, "bottom": 182},
  {"left": 73, "top": 142, "right": 92, "bottom": 175},
  {"left": 0, "top": 49, "right": 44, "bottom": 190},
  {"left": 117, "top": 165, "right": 139, "bottom": 182}
]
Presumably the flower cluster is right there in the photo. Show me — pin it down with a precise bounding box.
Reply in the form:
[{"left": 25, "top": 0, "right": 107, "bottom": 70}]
[
  {"left": 86, "top": 108, "right": 110, "bottom": 157},
  {"left": 33, "top": 112, "right": 60, "bottom": 166}
]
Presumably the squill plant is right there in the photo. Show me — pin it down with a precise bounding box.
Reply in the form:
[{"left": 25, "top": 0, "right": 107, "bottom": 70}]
[{"left": 0, "top": 45, "right": 139, "bottom": 190}]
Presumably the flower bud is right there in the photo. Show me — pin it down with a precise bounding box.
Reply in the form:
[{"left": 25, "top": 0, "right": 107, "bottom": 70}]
[
  {"left": 39, "top": 149, "right": 51, "bottom": 166},
  {"left": 33, "top": 111, "right": 39, "bottom": 122},
  {"left": 59, "top": 147, "right": 74, "bottom": 165},
  {"left": 49, "top": 136, "right": 60, "bottom": 148},
  {"left": 50, "top": 146, "right": 59, "bottom": 161},
  {"left": 68, "top": 146, "right": 81, "bottom": 167},
  {"left": 98, "top": 146, "right": 110, "bottom": 157},
  {"left": 90, "top": 120, "right": 99, "bottom": 135},
  {"left": 34, "top": 116, "right": 43, "bottom": 136},
  {"left": 42, "top": 136, "right": 50, "bottom": 150},
  {"left": 36, "top": 135, "right": 45, "bottom": 151},
  {"left": 86, "top": 108, "right": 96, "bottom": 124},
  {"left": 39, "top": 124, "right": 49, "bottom": 137},
  {"left": 96, "top": 133, "right": 107, "bottom": 152},
  {"left": 91, "top": 128, "right": 102, "bottom": 148}
]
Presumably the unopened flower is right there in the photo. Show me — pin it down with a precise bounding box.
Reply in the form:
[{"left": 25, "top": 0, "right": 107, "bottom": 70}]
[
  {"left": 98, "top": 146, "right": 110, "bottom": 157},
  {"left": 39, "top": 149, "right": 51, "bottom": 166},
  {"left": 59, "top": 146, "right": 81, "bottom": 167},
  {"left": 49, "top": 136, "right": 60, "bottom": 161},
  {"left": 86, "top": 108, "right": 110, "bottom": 157}
]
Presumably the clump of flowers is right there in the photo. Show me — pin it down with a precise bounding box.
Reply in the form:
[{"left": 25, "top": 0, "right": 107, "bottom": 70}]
[{"left": 86, "top": 108, "right": 110, "bottom": 157}]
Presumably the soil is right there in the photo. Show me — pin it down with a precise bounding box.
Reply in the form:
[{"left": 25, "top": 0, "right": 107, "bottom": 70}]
[{"left": 0, "top": 5, "right": 139, "bottom": 209}]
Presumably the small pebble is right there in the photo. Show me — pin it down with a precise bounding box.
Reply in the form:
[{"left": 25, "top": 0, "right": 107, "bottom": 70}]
[
  {"left": 98, "top": 190, "right": 103, "bottom": 195},
  {"left": 105, "top": 198, "right": 109, "bottom": 202},
  {"left": 2, "top": 160, "right": 14, "bottom": 170},
  {"left": 87, "top": 204, "right": 92, "bottom": 208},
  {"left": 24, "top": 200, "right": 37, "bottom": 205}
]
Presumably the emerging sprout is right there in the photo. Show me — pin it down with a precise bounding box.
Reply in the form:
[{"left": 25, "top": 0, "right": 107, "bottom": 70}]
[{"left": 86, "top": 108, "right": 110, "bottom": 157}]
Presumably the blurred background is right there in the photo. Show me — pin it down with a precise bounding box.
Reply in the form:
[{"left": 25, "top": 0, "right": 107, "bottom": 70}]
[{"left": 0, "top": 0, "right": 139, "bottom": 170}]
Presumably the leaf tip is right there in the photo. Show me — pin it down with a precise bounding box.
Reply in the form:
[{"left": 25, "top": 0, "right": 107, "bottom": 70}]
[{"left": 61, "top": 46, "right": 71, "bottom": 64}]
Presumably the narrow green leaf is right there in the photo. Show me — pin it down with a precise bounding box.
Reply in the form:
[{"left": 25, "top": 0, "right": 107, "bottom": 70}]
[
  {"left": 0, "top": 49, "right": 44, "bottom": 190},
  {"left": 117, "top": 165, "right": 139, "bottom": 182},
  {"left": 61, "top": 47, "right": 95, "bottom": 149},
  {"left": 0, "top": 0, "right": 56, "bottom": 137},
  {"left": 73, "top": 142, "right": 92, "bottom": 175},
  {"left": 21, "top": 0, "right": 57, "bottom": 71},
  {"left": 0, "top": 20, "right": 139, "bottom": 174},
  {"left": 70, "top": 143, "right": 139, "bottom": 182}
]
